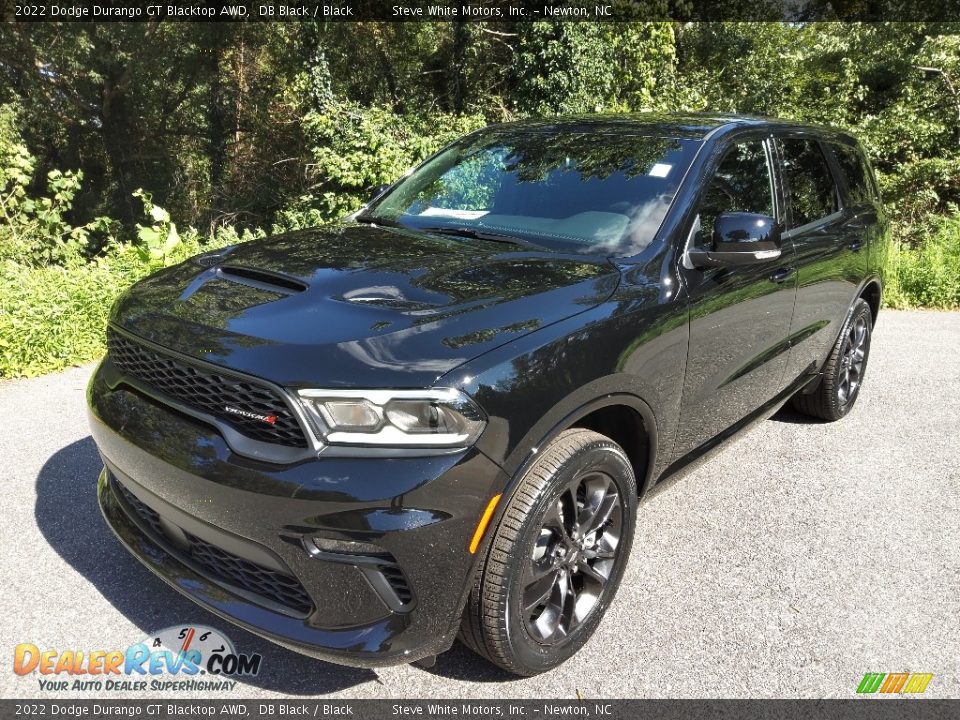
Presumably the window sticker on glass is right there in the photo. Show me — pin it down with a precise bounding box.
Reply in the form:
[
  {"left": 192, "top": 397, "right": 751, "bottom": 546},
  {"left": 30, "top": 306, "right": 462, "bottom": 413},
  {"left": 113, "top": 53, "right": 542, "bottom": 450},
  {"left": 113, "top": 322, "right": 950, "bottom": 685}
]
[{"left": 649, "top": 163, "right": 672, "bottom": 178}]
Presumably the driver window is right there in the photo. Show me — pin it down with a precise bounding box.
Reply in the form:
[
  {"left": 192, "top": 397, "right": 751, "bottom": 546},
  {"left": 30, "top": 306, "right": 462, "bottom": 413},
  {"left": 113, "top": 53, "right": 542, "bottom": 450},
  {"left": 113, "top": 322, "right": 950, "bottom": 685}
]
[{"left": 698, "top": 141, "right": 774, "bottom": 246}]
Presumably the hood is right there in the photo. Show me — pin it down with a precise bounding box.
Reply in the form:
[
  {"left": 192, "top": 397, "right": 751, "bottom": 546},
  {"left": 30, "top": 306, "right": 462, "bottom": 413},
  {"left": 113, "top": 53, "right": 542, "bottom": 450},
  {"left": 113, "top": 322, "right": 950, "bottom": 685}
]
[{"left": 110, "top": 223, "right": 619, "bottom": 388}]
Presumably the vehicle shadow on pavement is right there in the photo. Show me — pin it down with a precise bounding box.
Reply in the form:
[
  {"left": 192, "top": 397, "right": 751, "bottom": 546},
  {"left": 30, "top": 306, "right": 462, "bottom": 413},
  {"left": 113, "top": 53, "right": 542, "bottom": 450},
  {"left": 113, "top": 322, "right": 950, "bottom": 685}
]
[
  {"left": 35, "top": 437, "right": 378, "bottom": 696},
  {"left": 769, "top": 405, "right": 826, "bottom": 425},
  {"left": 420, "top": 643, "right": 522, "bottom": 683}
]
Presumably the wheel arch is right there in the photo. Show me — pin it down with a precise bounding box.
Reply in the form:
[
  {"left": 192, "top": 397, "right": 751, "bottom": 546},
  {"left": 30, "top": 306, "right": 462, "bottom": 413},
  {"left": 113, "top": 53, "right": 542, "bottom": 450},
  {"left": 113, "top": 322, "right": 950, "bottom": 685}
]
[
  {"left": 501, "top": 392, "right": 658, "bottom": 503},
  {"left": 858, "top": 277, "right": 882, "bottom": 327}
]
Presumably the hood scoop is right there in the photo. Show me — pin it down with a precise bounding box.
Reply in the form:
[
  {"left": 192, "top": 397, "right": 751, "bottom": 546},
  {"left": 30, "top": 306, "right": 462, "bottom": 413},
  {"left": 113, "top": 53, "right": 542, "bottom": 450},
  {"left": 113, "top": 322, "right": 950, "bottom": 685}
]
[{"left": 217, "top": 265, "right": 308, "bottom": 295}]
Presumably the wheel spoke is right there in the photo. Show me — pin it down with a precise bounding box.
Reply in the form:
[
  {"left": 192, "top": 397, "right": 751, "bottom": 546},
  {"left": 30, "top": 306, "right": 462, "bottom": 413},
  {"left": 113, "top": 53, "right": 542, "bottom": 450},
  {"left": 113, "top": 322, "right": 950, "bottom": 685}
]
[
  {"left": 544, "top": 570, "right": 571, "bottom": 641},
  {"left": 594, "top": 493, "right": 620, "bottom": 535},
  {"left": 578, "top": 477, "right": 618, "bottom": 537},
  {"left": 525, "top": 556, "right": 556, "bottom": 583},
  {"left": 853, "top": 319, "right": 866, "bottom": 348},
  {"left": 577, "top": 558, "right": 608, "bottom": 585},
  {"left": 543, "top": 494, "right": 574, "bottom": 543},
  {"left": 565, "top": 584, "right": 581, "bottom": 634},
  {"left": 523, "top": 571, "right": 558, "bottom": 613},
  {"left": 557, "top": 570, "right": 577, "bottom": 637}
]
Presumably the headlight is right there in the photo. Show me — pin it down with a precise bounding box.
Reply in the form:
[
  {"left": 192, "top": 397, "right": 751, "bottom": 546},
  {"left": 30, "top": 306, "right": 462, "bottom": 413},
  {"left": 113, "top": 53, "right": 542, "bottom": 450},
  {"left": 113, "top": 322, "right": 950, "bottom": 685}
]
[{"left": 297, "top": 388, "right": 486, "bottom": 448}]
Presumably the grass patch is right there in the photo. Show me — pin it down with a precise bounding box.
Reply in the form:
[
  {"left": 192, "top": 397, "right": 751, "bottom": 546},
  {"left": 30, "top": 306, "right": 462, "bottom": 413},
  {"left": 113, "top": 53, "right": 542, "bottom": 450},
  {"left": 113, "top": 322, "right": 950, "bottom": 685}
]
[
  {"left": 0, "top": 235, "right": 239, "bottom": 378},
  {"left": 885, "top": 211, "right": 960, "bottom": 310}
]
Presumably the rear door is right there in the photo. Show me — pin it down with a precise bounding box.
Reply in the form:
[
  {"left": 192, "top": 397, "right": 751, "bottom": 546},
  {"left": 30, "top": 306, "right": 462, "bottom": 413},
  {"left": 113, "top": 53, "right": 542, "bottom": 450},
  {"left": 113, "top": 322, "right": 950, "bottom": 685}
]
[
  {"left": 775, "top": 136, "right": 863, "bottom": 383},
  {"left": 673, "top": 134, "right": 797, "bottom": 458},
  {"left": 826, "top": 140, "right": 884, "bottom": 290}
]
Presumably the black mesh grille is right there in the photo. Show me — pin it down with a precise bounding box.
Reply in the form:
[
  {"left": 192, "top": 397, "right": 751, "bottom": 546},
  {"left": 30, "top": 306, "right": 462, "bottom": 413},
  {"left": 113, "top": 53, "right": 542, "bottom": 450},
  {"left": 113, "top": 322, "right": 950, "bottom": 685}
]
[
  {"left": 183, "top": 531, "right": 313, "bottom": 615},
  {"left": 113, "top": 478, "right": 313, "bottom": 615},
  {"left": 380, "top": 565, "right": 413, "bottom": 605},
  {"left": 114, "top": 481, "right": 166, "bottom": 538},
  {"left": 107, "top": 329, "right": 307, "bottom": 448}
]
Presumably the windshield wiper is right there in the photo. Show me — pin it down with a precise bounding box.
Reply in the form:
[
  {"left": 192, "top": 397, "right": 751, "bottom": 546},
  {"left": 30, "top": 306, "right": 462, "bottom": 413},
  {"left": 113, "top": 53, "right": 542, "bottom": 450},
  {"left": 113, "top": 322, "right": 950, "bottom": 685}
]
[{"left": 419, "top": 226, "right": 545, "bottom": 250}]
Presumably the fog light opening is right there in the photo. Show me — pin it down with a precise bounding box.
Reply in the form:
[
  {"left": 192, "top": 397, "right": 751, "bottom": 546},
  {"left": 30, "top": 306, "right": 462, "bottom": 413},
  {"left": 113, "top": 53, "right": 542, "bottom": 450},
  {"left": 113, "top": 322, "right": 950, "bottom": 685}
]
[{"left": 306, "top": 536, "right": 385, "bottom": 557}]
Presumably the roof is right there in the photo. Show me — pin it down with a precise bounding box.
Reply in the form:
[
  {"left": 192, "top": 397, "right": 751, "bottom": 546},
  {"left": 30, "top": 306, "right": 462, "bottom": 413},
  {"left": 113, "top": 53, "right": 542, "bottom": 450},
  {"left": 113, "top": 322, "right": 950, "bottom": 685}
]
[{"left": 483, "top": 112, "right": 849, "bottom": 142}]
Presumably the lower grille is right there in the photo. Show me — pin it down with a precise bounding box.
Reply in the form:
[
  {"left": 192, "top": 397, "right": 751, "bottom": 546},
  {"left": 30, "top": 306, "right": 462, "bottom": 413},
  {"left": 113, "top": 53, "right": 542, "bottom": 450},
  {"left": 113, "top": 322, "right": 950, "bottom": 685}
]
[
  {"left": 112, "top": 478, "right": 313, "bottom": 616},
  {"left": 115, "top": 481, "right": 166, "bottom": 539},
  {"left": 107, "top": 328, "right": 308, "bottom": 448},
  {"left": 379, "top": 565, "right": 413, "bottom": 605},
  {"left": 183, "top": 531, "right": 313, "bottom": 615}
]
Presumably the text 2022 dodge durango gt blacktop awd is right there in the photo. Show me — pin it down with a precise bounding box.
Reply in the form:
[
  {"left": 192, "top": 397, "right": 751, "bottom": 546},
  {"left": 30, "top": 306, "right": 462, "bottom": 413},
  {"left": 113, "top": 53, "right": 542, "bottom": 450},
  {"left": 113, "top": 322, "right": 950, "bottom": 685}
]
[{"left": 89, "top": 114, "right": 887, "bottom": 675}]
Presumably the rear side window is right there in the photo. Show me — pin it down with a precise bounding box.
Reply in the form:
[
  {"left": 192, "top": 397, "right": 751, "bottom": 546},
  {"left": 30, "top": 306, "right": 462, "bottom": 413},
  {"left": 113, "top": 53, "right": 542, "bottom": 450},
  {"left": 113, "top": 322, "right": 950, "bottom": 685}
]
[
  {"left": 831, "top": 143, "right": 875, "bottom": 205},
  {"left": 780, "top": 139, "right": 839, "bottom": 228}
]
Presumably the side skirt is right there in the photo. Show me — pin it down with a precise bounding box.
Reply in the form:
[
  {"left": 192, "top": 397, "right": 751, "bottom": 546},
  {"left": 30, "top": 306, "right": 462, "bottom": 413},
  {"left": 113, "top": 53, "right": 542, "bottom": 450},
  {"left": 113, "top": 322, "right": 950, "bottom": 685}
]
[{"left": 646, "top": 371, "right": 819, "bottom": 497}]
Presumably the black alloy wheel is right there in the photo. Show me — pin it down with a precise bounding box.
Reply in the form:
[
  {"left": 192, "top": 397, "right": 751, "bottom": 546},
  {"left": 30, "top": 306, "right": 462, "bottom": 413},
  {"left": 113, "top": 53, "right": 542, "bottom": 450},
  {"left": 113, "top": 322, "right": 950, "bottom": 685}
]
[
  {"left": 792, "top": 297, "right": 873, "bottom": 421},
  {"left": 460, "top": 429, "right": 637, "bottom": 675},
  {"left": 523, "top": 471, "right": 623, "bottom": 644}
]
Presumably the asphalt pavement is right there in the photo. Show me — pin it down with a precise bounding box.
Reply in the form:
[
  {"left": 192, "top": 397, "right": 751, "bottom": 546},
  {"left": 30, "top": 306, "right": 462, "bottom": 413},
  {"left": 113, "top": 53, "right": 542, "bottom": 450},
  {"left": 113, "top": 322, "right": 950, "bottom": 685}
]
[{"left": 2, "top": 310, "right": 958, "bottom": 699}]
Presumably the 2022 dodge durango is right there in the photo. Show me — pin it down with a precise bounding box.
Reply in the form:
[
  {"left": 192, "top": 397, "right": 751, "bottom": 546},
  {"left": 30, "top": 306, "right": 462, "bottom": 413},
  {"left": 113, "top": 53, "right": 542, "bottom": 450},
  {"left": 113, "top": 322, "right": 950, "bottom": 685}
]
[{"left": 89, "top": 114, "right": 887, "bottom": 675}]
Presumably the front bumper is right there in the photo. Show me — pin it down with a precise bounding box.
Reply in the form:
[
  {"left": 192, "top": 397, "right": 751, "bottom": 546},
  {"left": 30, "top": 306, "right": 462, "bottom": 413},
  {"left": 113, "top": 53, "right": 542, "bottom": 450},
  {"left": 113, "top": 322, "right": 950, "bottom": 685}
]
[{"left": 89, "top": 359, "right": 508, "bottom": 667}]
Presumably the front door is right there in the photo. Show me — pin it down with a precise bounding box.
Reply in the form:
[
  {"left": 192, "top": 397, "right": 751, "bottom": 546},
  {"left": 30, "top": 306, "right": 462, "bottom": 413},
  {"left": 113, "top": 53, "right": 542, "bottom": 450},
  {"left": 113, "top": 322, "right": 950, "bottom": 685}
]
[{"left": 674, "top": 136, "right": 797, "bottom": 458}]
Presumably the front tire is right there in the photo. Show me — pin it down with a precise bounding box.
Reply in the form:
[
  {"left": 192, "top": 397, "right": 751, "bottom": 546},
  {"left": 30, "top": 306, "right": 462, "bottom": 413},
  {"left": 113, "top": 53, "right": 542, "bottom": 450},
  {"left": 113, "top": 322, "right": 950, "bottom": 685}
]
[
  {"left": 791, "top": 298, "right": 873, "bottom": 421},
  {"left": 459, "top": 429, "right": 637, "bottom": 676}
]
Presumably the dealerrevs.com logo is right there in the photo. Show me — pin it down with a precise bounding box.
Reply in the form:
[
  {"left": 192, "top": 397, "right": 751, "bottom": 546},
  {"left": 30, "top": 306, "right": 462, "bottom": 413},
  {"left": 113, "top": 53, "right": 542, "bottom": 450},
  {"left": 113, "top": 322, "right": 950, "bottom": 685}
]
[{"left": 13, "top": 625, "right": 262, "bottom": 692}]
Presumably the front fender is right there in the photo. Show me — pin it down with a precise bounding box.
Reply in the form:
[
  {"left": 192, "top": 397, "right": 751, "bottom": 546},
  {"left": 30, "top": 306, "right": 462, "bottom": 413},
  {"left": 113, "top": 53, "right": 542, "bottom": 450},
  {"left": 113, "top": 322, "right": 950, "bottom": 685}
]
[{"left": 442, "top": 289, "right": 689, "bottom": 491}]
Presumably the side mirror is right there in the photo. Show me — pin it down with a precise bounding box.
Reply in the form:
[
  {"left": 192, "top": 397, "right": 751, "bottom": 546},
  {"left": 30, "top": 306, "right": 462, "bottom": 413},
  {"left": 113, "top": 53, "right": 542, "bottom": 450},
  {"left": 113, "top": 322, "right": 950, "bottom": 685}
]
[
  {"left": 687, "top": 212, "right": 782, "bottom": 268},
  {"left": 368, "top": 184, "right": 391, "bottom": 204}
]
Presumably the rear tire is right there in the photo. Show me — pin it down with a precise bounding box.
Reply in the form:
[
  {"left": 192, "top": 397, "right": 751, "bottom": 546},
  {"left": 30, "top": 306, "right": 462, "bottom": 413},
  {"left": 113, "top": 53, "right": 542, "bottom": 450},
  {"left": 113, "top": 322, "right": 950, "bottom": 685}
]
[
  {"left": 791, "top": 298, "right": 872, "bottom": 421},
  {"left": 459, "top": 429, "right": 637, "bottom": 676}
]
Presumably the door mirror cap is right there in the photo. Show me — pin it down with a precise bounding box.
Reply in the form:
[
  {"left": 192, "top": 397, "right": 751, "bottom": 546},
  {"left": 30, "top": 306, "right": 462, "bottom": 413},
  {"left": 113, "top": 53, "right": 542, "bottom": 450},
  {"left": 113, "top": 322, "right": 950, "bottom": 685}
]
[{"left": 688, "top": 212, "right": 782, "bottom": 268}]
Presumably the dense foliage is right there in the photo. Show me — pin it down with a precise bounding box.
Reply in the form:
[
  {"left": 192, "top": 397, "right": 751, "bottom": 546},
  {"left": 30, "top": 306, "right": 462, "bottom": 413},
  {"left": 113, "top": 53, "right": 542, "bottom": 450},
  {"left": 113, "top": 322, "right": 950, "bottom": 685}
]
[{"left": 0, "top": 22, "right": 958, "bottom": 376}]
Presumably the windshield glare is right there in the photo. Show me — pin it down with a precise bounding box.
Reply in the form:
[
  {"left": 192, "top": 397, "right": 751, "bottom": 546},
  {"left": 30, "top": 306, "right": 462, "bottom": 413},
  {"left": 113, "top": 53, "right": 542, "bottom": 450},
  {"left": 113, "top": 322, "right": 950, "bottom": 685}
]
[{"left": 363, "top": 130, "right": 702, "bottom": 256}]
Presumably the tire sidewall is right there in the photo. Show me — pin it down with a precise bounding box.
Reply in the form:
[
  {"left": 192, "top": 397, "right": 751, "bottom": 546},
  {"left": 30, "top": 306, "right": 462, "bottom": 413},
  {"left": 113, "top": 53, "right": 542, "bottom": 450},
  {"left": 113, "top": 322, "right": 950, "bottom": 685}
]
[{"left": 499, "top": 440, "right": 637, "bottom": 673}]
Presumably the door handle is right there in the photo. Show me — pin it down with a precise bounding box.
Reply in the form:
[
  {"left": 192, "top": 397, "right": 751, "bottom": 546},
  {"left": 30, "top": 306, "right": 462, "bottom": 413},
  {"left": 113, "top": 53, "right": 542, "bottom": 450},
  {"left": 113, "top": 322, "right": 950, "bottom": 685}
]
[
  {"left": 849, "top": 240, "right": 863, "bottom": 252},
  {"left": 769, "top": 267, "right": 796, "bottom": 284}
]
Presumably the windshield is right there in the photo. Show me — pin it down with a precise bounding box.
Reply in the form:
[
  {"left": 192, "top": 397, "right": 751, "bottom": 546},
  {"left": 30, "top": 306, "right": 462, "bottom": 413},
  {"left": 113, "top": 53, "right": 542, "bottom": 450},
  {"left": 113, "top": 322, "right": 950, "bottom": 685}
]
[{"left": 361, "top": 129, "right": 702, "bottom": 256}]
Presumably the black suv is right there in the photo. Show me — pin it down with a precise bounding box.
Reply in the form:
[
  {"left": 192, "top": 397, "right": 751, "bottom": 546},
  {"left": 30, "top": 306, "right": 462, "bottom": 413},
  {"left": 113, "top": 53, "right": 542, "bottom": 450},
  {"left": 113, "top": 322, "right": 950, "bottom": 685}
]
[{"left": 89, "top": 114, "right": 887, "bottom": 675}]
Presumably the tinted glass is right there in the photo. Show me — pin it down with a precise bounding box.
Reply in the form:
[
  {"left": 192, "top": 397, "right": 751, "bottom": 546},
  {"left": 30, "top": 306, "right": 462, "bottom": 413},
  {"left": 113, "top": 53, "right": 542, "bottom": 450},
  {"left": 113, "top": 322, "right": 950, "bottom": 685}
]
[
  {"left": 831, "top": 143, "right": 875, "bottom": 205},
  {"left": 364, "top": 130, "right": 702, "bottom": 256},
  {"left": 781, "top": 139, "right": 839, "bottom": 227},
  {"left": 698, "top": 141, "right": 773, "bottom": 244}
]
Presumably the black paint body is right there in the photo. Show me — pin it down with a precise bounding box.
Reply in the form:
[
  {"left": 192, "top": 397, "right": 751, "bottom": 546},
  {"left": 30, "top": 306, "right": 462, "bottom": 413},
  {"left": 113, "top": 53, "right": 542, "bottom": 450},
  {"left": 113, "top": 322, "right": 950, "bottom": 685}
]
[{"left": 88, "top": 114, "right": 887, "bottom": 666}]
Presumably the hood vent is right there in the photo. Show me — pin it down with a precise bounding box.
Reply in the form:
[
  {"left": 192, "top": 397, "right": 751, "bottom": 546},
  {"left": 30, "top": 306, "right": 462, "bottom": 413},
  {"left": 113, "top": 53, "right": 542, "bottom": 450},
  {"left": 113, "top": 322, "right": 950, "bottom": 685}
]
[{"left": 218, "top": 265, "right": 308, "bottom": 294}]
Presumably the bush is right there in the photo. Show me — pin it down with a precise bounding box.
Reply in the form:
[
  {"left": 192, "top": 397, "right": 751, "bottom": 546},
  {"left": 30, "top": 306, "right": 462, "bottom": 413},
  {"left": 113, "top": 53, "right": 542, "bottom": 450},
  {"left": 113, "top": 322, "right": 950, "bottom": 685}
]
[
  {"left": 0, "top": 194, "right": 242, "bottom": 378},
  {"left": 0, "top": 105, "right": 93, "bottom": 266},
  {"left": 274, "top": 103, "right": 486, "bottom": 229},
  {"left": 885, "top": 210, "right": 960, "bottom": 310}
]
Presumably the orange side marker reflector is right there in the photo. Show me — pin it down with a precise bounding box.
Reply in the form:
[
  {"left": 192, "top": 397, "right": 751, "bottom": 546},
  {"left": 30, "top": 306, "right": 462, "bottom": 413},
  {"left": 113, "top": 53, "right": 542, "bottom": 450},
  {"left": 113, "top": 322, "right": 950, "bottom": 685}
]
[{"left": 469, "top": 494, "right": 502, "bottom": 554}]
